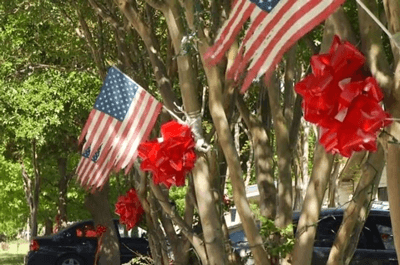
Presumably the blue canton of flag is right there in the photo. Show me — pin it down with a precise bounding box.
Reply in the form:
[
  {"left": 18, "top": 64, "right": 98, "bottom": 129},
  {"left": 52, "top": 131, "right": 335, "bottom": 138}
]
[
  {"left": 94, "top": 70, "right": 138, "bottom": 121},
  {"left": 82, "top": 146, "right": 102, "bottom": 162},
  {"left": 249, "top": 0, "right": 280, "bottom": 12},
  {"left": 76, "top": 67, "right": 162, "bottom": 192}
]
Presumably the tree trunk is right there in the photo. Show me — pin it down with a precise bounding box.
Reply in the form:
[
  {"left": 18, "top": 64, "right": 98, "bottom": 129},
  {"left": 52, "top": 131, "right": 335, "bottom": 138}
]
[
  {"left": 283, "top": 45, "right": 297, "bottom": 123},
  {"left": 291, "top": 144, "right": 334, "bottom": 265},
  {"left": 381, "top": 0, "right": 400, "bottom": 261},
  {"left": 357, "top": 0, "right": 393, "bottom": 95},
  {"left": 85, "top": 183, "right": 120, "bottom": 265},
  {"left": 31, "top": 140, "right": 41, "bottom": 238},
  {"left": 386, "top": 109, "right": 400, "bottom": 261},
  {"left": 19, "top": 142, "right": 42, "bottom": 240},
  {"left": 328, "top": 159, "right": 341, "bottom": 208},
  {"left": 301, "top": 121, "right": 310, "bottom": 201},
  {"left": 266, "top": 74, "right": 292, "bottom": 229},
  {"left": 192, "top": 156, "right": 227, "bottom": 264},
  {"left": 57, "top": 157, "right": 70, "bottom": 228},
  {"left": 327, "top": 144, "right": 385, "bottom": 265},
  {"left": 45, "top": 218, "right": 53, "bottom": 236},
  {"left": 20, "top": 160, "right": 34, "bottom": 240},
  {"left": 201, "top": 51, "right": 269, "bottom": 265},
  {"left": 149, "top": 182, "right": 209, "bottom": 265},
  {"left": 236, "top": 96, "right": 276, "bottom": 219}
]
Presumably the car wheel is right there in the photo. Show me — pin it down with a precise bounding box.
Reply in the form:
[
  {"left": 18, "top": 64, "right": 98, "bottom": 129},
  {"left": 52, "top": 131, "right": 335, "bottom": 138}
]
[{"left": 57, "top": 255, "right": 85, "bottom": 265}]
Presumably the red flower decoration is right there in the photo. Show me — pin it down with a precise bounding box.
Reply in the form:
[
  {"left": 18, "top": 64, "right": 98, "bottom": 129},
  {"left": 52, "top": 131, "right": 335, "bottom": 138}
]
[
  {"left": 138, "top": 121, "right": 197, "bottom": 188},
  {"left": 295, "top": 35, "right": 391, "bottom": 157},
  {"left": 115, "top": 188, "right": 144, "bottom": 231}
]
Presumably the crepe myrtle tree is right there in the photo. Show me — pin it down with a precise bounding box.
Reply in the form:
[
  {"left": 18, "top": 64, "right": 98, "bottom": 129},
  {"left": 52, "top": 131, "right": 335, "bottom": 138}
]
[
  {"left": 2, "top": 0, "right": 400, "bottom": 264},
  {"left": 71, "top": 0, "right": 400, "bottom": 264}
]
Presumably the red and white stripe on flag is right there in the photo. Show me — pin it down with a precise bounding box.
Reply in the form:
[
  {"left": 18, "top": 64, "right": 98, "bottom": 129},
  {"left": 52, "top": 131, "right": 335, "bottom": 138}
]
[
  {"left": 76, "top": 67, "right": 162, "bottom": 192},
  {"left": 204, "top": 0, "right": 345, "bottom": 93}
]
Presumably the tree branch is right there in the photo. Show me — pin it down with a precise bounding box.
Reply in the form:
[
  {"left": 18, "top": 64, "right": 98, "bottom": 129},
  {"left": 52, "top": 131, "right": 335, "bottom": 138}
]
[
  {"left": 76, "top": 9, "right": 106, "bottom": 79},
  {"left": 149, "top": 182, "right": 209, "bottom": 264}
]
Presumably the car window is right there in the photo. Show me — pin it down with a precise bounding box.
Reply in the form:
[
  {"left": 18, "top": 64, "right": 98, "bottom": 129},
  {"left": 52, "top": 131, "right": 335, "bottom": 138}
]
[
  {"left": 118, "top": 224, "right": 136, "bottom": 238},
  {"left": 366, "top": 215, "right": 394, "bottom": 250},
  {"left": 117, "top": 223, "right": 148, "bottom": 239},
  {"left": 314, "top": 215, "right": 371, "bottom": 249},
  {"left": 376, "top": 224, "right": 395, "bottom": 250},
  {"left": 76, "top": 224, "right": 97, "bottom": 238},
  {"left": 315, "top": 215, "right": 342, "bottom": 248}
]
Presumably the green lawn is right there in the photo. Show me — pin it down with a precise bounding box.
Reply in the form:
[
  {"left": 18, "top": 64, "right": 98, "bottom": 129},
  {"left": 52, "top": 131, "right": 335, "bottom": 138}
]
[{"left": 0, "top": 240, "right": 29, "bottom": 265}]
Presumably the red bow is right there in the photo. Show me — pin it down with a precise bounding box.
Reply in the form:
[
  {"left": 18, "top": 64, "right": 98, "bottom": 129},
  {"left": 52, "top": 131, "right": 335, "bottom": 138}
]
[
  {"left": 138, "top": 121, "right": 197, "bottom": 188},
  {"left": 115, "top": 188, "right": 144, "bottom": 231},
  {"left": 95, "top": 225, "right": 107, "bottom": 237},
  {"left": 295, "top": 35, "right": 391, "bottom": 157}
]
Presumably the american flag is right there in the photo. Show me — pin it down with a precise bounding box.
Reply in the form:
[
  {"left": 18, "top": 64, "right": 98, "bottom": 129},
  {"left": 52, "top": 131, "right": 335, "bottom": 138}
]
[
  {"left": 204, "top": 0, "right": 345, "bottom": 93},
  {"left": 76, "top": 67, "right": 162, "bottom": 191}
]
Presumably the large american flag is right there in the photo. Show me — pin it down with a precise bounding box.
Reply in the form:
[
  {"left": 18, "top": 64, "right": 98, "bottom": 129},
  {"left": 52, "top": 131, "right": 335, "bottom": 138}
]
[
  {"left": 76, "top": 67, "right": 162, "bottom": 191},
  {"left": 204, "top": 0, "right": 345, "bottom": 93}
]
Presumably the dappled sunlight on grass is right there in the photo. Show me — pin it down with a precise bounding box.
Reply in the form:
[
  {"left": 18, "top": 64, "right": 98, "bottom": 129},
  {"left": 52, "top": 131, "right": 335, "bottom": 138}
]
[
  {"left": 0, "top": 253, "right": 25, "bottom": 265},
  {"left": 0, "top": 241, "right": 29, "bottom": 265}
]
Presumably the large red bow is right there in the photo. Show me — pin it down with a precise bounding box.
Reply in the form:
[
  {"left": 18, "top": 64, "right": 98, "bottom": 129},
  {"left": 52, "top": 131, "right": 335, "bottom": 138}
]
[
  {"left": 138, "top": 121, "right": 197, "bottom": 188},
  {"left": 115, "top": 188, "right": 144, "bottom": 231},
  {"left": 295, "top": 35, "right": 391, "bottom": 157}
]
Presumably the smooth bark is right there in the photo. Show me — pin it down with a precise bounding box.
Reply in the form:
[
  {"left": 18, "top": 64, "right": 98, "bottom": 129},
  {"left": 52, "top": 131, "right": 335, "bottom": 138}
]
[
  {"left": 266, "top": 74, "right": 292, "bottom": 229},
  {"left": 236, "top": 96, "right": 276, "bottom": 219},
  {"left": 192, "top": 156, "right": 227, "bottom": 264},
  {"left": 292, "top": 144, "right": 334, "bottom": 265},
  {"left": 327, "top": 145, "right": 385, "bottom": 265}
]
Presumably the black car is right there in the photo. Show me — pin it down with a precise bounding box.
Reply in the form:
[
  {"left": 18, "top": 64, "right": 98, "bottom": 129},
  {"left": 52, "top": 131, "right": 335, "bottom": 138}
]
[
  {"left": 26, "top": 219, "right": 149, "bottom": 265},
  {"left": 293, "top": 208, "right": 397, "bottom": 265}
]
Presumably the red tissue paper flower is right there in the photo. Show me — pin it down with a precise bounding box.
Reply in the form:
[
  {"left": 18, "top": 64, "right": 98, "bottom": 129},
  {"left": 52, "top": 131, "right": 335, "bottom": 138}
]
[
  {"left": 138, "top": 120, "right": 197, "bottom": 188},
  {"left": 295, "top": 35, "right": 391, "bottom": 157},
  {"left": 115, "top": 188, "right": 144, "bottom": 231}
]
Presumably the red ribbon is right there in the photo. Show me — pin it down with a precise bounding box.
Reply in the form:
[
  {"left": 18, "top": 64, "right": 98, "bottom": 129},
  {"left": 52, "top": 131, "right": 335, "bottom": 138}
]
[
  {"left": 295, "top": 35, "right": 391, "bottom": 157},
  {"left": 138, "top": 121, "right": 197, "bottom": 188},
  {"left": 115, "top": 188, "right": 144, "bottom": 231},
  {"left": 94, "top": 225, "right": 107, "bottom": 265}
]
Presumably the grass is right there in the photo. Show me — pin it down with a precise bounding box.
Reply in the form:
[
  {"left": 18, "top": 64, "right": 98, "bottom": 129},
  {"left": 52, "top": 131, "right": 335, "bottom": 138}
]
[{"left": 0, "top": 240, "right": 29, "bottom": 265}]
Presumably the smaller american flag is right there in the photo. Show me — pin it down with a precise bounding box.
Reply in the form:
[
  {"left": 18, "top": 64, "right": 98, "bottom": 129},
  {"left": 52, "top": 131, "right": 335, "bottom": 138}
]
[{"left": 76, "top": 67, "right": 162, "bottom": 191}]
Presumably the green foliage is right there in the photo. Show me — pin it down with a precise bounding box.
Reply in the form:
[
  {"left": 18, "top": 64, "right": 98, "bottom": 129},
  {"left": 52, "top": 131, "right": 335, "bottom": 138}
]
[
  {"left": 169, "top": 185, "right": 187, "bottom": 216},
  {"left": 259, "top": 216, "right": 295, "bottom": 259},
  {"left": 0, "top": 149, "right": 28, "bottom": 237},
  {"left": 0, "top": 0, "right": 102, "bottom": 234}
]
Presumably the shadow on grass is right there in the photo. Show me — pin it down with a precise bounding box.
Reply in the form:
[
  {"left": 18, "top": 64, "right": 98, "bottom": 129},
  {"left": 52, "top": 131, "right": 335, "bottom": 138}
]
[{"left": 0, "top": 253, "right": 25, "bottom": 265}]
